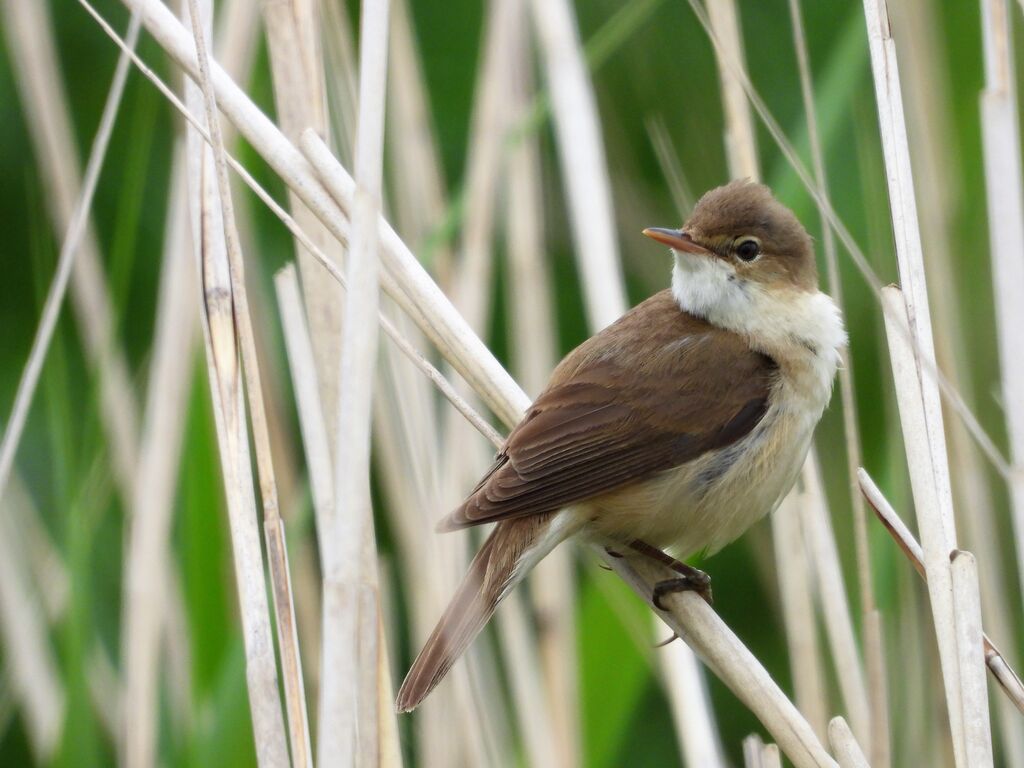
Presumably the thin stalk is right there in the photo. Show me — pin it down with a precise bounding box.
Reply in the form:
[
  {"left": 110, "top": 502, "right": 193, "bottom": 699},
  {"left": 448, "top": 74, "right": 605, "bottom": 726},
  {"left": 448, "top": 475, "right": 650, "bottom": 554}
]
[
  {"left": 785, "top": 5, "right": 887, "bottom": 761},
  {"left": 859, "top": 469, "right": 1024, "bottom": 715},
  {"left": 828, "top": 717, "right": 870, "bottom": 768},
  {"left": 611, "top": 555, "right": 837, "bottom": 768},
  {"left": 121, "top": 159, "right": 197, "bottom": 768},
  {"left": 185, "top": 1, "right": 311, "bottom": 764},
  {"left": 506, "top": 4, "right": 580, "bottom": 764},
  {"left": 261, "top": 0, "right": 343, "bottom": 448},
  {"left": 0, "top": 2, "right": 138, "bottom": 529},
  {"left": 893, "top": 0, "right": 1022, "bottom": 762},
  {"left": 799, "top": 457, "right": 871, "bottom": 747},
  {"left": 0, "top": 492, "right": 64, "bottom": 760},
  {"left": 707, "top": 0, "right": 758, "bottom": 179},
  {"left": 319, "top": 0, "right": 391, "bottom": 762},
  {"left": 870, "top": 0, "right": 992, "bottom": 720},
  {"left": 979, "top": 0, "right": 1024, "bottom": 615},
  {"left": 1, "top": 0, "right": 141, "bottom": 503},
  {"left": 180, "top": 1, "right": 291, "bottom": 763},
  {"left": 529, "top": 0, "right": 626, "bottom": 329},
  {"left": 772, "top": 495, "right": 828, "bottom": 740}
]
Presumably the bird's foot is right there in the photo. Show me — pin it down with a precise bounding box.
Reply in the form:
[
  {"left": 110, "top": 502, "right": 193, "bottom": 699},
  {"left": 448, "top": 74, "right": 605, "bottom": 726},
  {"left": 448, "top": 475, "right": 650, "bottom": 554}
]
[
  {"left": 652, "top": 567, "right": 713, "bottom": 609},
  {"left": 654, "top": 632, "right": 680, "bottom": 648}
]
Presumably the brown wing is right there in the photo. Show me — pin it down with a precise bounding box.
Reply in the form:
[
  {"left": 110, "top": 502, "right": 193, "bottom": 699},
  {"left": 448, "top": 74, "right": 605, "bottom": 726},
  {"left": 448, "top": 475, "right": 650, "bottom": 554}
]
[{"left": 438, "top": 290, "right": 777, "bottom": 531}]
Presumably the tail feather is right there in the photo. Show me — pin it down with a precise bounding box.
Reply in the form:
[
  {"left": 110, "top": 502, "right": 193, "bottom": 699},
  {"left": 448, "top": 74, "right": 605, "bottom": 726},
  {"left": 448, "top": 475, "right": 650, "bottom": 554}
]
[{"left": 395, "top": 514, "right": 562, "bottom": 712}]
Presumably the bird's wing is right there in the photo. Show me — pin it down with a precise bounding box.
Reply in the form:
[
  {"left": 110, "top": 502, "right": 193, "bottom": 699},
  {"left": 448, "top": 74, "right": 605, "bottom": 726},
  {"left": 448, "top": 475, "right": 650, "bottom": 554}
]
[{"left": 438, "top": 290, "right": 777, "bottom": 531}]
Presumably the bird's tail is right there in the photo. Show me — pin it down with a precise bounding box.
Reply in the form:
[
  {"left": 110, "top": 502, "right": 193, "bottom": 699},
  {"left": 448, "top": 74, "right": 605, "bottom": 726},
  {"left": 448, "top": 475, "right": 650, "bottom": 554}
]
[{"left": 395, "top": 513, "right": 567, "bottom": 712}]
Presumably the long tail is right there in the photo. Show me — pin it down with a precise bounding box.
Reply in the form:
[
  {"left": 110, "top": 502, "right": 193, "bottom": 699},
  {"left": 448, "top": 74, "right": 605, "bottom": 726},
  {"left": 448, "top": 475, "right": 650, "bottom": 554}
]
[{"left": 395, "top": 513, "right": 566, "bottom": 712}]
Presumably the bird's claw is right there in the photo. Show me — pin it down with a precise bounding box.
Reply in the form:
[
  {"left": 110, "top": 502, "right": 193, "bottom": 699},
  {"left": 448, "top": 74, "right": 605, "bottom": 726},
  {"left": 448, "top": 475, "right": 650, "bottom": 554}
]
[{"left": 651, "top": 570, "right": 713, "bottom": 609}]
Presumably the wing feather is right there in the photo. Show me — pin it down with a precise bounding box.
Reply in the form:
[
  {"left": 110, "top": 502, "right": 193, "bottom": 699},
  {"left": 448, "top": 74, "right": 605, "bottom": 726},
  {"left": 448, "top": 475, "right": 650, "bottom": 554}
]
[{"left": 438, "top": 290, "right": 776, "bottom": 532}]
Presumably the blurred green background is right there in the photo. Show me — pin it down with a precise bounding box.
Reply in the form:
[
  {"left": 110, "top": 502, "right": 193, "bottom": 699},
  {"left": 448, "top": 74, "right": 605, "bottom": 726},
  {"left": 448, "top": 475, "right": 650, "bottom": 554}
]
[{"left": 1, "top": 0, "right": 1022, "bottom": 765}]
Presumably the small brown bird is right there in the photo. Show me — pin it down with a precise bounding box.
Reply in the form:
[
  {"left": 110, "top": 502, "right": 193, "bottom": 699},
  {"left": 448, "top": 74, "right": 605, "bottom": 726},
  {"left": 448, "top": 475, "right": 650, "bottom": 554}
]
[{"left": 396, "top": 180, "right": 845, "bottom": 712}]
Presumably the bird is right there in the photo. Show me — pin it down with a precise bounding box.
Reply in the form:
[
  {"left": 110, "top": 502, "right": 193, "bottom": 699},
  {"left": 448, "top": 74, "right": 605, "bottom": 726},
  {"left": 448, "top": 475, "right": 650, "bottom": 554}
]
[{"left": 395, "top": 179, "right": 846, "bottom": 712}]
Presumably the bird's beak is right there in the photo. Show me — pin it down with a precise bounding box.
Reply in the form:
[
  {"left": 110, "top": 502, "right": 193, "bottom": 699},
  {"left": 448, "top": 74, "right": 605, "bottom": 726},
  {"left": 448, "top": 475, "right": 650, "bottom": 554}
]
[{"left": 642, "top": 227, "right": 712, "bottom": 255}]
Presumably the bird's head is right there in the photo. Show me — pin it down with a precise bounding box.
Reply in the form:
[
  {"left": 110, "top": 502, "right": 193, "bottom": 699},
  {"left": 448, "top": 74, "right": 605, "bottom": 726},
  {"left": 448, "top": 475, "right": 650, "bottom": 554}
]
[
  {"left": 643, "top": 180, "right": 841, "bottom": 358},
  {"left": 644, "top": 180, "right": 818, "bottom": 320}
]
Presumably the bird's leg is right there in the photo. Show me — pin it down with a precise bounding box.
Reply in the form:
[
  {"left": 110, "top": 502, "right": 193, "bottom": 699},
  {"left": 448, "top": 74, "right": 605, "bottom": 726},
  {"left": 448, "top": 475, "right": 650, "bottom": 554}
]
[
  {"left": 651, "top": 573, "right": 713, "bottom": 609},
  {"left": 627, "top": 539, "right": 714, "bottom": 607}
]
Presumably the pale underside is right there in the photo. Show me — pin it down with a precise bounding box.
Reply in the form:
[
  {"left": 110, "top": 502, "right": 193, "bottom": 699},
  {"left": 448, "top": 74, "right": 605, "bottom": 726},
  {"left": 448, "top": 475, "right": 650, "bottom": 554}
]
[{"left": 511, "top": 249, "right": 844, "bottom": 580}]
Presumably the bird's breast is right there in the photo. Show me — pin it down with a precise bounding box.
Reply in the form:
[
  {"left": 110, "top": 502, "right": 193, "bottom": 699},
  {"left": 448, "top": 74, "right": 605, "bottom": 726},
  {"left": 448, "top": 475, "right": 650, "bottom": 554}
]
[{"left": 584, "top": 354, "right": 833, "bottom": 557}]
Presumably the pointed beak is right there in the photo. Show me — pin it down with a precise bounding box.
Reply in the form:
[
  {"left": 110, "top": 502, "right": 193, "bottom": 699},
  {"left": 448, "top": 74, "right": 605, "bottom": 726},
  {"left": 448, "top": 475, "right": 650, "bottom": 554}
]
[{"left": 641, "top": 227, "right": 712, "bottom": 255}]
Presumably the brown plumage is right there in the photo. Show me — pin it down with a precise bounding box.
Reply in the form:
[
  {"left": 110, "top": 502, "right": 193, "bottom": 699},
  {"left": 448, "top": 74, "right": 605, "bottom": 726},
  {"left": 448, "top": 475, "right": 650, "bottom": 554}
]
[
  {"left": 397, "top": 181, "right": 843, "bottom": 713},
  {"left": 440, "top": 290, "right": 775, "bottom": 530},
  {"left": 394, "top": 515, "right": 552, "bottom": 713},
  {"left": 396, "top": 290, "right": 776, "bottom": 712}
]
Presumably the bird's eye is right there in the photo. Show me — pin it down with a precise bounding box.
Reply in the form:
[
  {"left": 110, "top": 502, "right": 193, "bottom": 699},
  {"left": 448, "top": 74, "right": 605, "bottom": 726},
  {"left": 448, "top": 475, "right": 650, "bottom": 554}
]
[{"left": 736, "top": 239, "right": 760, "bottom": 261}]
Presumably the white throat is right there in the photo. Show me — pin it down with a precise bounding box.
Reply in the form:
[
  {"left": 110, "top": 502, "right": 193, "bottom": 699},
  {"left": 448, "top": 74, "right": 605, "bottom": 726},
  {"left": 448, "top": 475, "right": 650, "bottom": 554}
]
[{"left": 671, "top": 252, "right": 846, "bottom": 398}]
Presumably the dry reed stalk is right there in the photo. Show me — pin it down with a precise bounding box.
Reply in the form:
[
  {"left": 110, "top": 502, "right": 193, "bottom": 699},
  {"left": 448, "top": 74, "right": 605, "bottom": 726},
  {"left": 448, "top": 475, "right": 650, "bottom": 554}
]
[
  {"left": 452, "top": 0, "right": 516, "bottom": 332},
  {"left": 859, "top": 469, "right": 1024, "bottom": 714},
  {"left": 318, "top": 0, "right": 391, "bottom": 762},
  {"left": 113, "top": 0, "right": 528, "bottom": 428},
  {"left": 281, "top": 266, "right": 442, "bottom": 767},
  {"left": 799, "top": 456, "right": 871, "bottom": 746},
  {"left": 888, "top": 0, "right": 1020, "bottom": 761},
  {"left": 435, "top": 7, "right": 560, "bottom": 763},
  {"left": 505, "top": 4, "right": 580, "bottom": 764},
  {"left": 121, "top": 159, "right": 197, "bottom": 768},
  {"left": 185, "top": 2, "right": 311, "bottom": 764},
  {"left": 136, "top": 5, "right": 264, "bottom": 748},
  {"left": 661, "top": 632, "right": 727, "bottom": 767},
  {"left": 646, "top": 116, "right": 695, "bottom": 214},
  {"left": 275, "top": 266, "right": 335, "bottom": 563},
  {"left": 77, "top": 5, "right": 486, "bottom": 456},
  {"left": 610, "top": 555, "right": 837, "bottom": 768},
  {"left": 761, "top": 743, "right": 783, "bottom": 768},
  {"left": 4, "top": 473, "right": 125, "bottom": 743},
  {"left": 529, "top": 0, "right": 626, "bottom": 330},
  {"left": 320, "top": 0, "right": 358, "bottom": 168},
  {"left": 743, "top": 734, "right": 766, "bottom": 768},
  {"left": 786, "top": 4, "right": 888, "bottom": 761},
  {"left": 979, "top": 0, "right": 1024, "bottom": 613},
  {"left": 1, "top": 0, "right": 140, "bottom": 503},
  {"left": 181, "top": 2, "right": 290, "bottom": 763},
  {"left": 0, "top": 0, "right": 137, "bottom": 524},
  {"left": 742, "top": 733, "right": 795, "bottom": 767},
  {"left": 215, "top": 0, "right": 261, "bottom": 82},
  {"left": 706, "top": 0, "right": 758, "bottom": 179},
  {"left": 384, "top": 3, "right": 506, "bottom": 758},
  {"left": 879, "top": 285, "right": 991, "bottom": 762},
  {"left": 875, "top": 123, "right": 991, "bottom": 763},
  {"left": 371, "top": 353, "right": 499, "bottom": 768},
  {"left": 0, "top": 490, "right": 64, "bottom": 760},
  {"left": 386, "top": 0, "right": 452, "bottom": 283},
  {"left": 771, "top": 494, "right": 828, "bottom": 740},
  {"left": 96, "top": 5, "right": 840, "bottom": 758},
  {"left": 261, "top": 0, "right": 344, "bottom": 447},
  {"left": 828, "top": 717, "right": 869, "bottom": 768}
]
